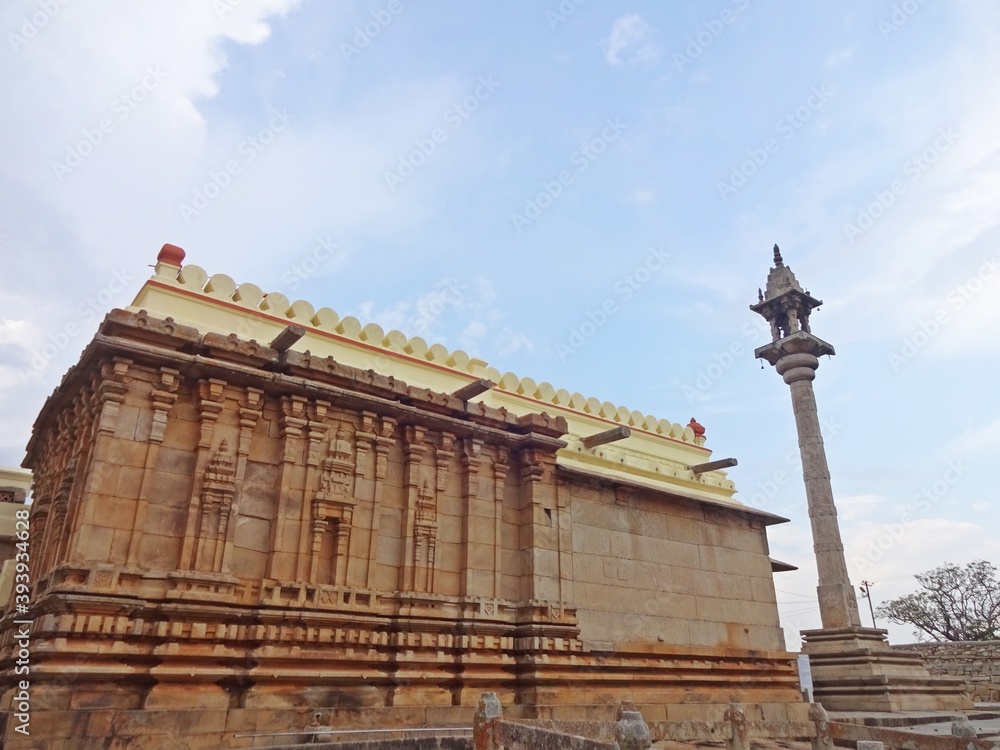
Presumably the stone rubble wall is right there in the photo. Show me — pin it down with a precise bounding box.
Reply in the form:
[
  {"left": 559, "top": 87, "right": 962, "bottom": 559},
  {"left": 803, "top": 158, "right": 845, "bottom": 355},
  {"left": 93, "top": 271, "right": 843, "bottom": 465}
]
[{"left": 893, "top": 641, "right": 1000, "bottom": 702}]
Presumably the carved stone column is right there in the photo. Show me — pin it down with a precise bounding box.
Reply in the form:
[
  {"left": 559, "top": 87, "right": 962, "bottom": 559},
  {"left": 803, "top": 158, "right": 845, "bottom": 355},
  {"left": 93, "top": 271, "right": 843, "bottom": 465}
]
[
  {"left": 516, "top": 447, "right": 560, "bottom": 603},
  {"left": 460, "top": 437, "right": 483, "bottom": 597},
  {"left": 68, "top": 358, "right": 131, "bottom": 565},
  {"left": 492, "top": 447, "right": 509, "bottom": 599},
  {"left": 778, "top": 350, "right": 859, "bottom": 629},
  {"left": 270, "top": 395, "right": 307, "bottom": 581},
  {"left": 49, "top": 395, "right": 88, "bottom": 568},
  {"left": 364, "top": 415, "right": 396, "bottom": 589},
  {"left": 179, "top": 378, "right": 226, "bottom": 570},
  {"left": 751, "top": 246, "right": 860, "bottom": 629},
  {"left": 285, "top": 399, "right": 329, "bottom": 582},
  {"left": 399, "top": 425, "right": 428, "bottom": 592},
  {"left": 219, "top": 386, "right": 263, "bottom": 572},
  {"left": 752, "top": 245, "right": 971, "bottom": 712},
  {"left": 128, "top": 367, "right": 181, "bottom": 566}
]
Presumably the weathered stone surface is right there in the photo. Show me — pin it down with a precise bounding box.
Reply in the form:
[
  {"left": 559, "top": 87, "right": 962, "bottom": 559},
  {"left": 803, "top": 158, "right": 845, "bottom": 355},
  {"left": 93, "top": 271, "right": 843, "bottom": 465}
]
[
  {"left": 614, "top": 705, "right": 652, "bottom": 750},
  {"left": 723, "top": 703, "right": 750, "bottom": 750},
  {"left": 473, "top": 692, "right": 503, "bottom": 750},
  {"left": 807, "top": 703, "right": 833, "bottom": 750},
  {"left": 952, "top": 716, "right": 978, "bottom": 739}
]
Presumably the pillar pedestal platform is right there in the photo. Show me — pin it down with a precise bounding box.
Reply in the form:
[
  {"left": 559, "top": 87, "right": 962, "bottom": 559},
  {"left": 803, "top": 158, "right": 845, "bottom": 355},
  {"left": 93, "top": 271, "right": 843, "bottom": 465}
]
[{"left": 801, "top": 627, "right": 973, "bottom": 712}]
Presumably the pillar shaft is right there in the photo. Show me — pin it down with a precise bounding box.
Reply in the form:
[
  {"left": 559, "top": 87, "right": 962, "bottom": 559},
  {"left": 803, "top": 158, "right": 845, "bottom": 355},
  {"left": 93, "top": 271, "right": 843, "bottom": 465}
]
[{"left": 778, "top": 353, "right": 861, "bottom": 630}]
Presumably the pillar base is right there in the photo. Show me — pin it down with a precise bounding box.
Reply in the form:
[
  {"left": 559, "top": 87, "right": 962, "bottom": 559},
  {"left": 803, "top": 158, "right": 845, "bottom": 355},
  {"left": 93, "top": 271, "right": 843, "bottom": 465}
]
[{"left": 801, "top": 627, "right": 973, "bottom": 712}]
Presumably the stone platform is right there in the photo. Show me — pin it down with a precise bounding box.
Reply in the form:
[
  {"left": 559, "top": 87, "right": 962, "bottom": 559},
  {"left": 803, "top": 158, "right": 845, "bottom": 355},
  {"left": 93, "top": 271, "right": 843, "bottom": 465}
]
[{"left": 802, "top": 627, "right": 973, "bottom": 712}]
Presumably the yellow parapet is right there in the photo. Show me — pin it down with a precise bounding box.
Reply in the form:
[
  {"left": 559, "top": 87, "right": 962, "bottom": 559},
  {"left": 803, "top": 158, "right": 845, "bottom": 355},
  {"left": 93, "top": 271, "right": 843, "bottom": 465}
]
[{"left": 128, "top": 244, "right": 738, "bottom": 506}]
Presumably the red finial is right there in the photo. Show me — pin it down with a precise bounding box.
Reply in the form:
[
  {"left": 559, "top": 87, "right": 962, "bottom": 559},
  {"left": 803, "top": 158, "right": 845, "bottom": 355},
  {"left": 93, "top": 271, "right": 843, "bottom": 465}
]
[
  {"left": 688, "top": 417, "right": 705, "bottom": 437},
  {"left": 157, "top": 243, "right": 186, "bottom": 266}
]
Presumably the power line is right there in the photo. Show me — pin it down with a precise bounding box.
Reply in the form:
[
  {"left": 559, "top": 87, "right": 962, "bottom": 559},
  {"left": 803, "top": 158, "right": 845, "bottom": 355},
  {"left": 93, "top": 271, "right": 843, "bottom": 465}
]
[
  {"left": 775, "top": 588, "right": 815, "bottom": 600},
  {"left": 780, "top": 606, "right": 821, "bottom": 617}
]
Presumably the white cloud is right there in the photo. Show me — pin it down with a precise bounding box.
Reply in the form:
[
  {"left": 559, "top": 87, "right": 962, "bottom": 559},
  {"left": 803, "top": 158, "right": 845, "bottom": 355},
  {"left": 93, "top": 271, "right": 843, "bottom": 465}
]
[
  {"left": 495, "top": 328, "right": 534, "bottom": 356},
  {"left": 836, "top": 493, "right": 884, "bottom": 521},
  {"left": 459, "top": 320, "right": 488, "bottom": 351},
  {"left": 358, "top": 277, "right": 466, "bottom": 341},
  {"left": 628, "top": 188, "right": 655, "bottom": 204},
  {"left": 603, "top": 14, "right": 660, "bottom": 69},
  {"left": 0, "top": 319, "right": 37, "bottom": 349},
  {"left": 825, "top": 47, "right": 855, "bottom": 69},
  {"left": 946, "top": 417, "right": 1000, "bottom": 459}
]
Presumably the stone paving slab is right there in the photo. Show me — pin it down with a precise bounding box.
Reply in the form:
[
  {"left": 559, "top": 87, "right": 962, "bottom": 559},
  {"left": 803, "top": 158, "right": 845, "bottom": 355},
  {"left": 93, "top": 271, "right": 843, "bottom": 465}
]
[{"left": 901, "top": 716, "right": 1000, "bottom": 741}]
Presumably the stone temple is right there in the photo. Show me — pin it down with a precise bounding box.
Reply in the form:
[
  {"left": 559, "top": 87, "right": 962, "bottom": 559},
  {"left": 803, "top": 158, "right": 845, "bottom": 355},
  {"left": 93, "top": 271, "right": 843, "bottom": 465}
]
[{"left": 0, "top": 245, "right": 838, "bottom": 746}]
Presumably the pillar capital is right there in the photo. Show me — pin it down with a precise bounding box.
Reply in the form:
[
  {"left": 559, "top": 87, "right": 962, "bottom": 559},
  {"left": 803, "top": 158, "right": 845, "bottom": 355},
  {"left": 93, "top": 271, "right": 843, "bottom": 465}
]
[
  {"left": 775, "top": 352, "right": 819, "bottom": 384},
  {"left": 755, "top": 330, "right": 834, "bottom": 365}
]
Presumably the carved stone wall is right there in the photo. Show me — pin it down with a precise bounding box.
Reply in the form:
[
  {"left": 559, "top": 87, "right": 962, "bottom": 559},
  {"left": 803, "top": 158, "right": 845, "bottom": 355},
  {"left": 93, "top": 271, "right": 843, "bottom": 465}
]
[{"left": 0, "top": 309, "right": 807, "bottom": 749}]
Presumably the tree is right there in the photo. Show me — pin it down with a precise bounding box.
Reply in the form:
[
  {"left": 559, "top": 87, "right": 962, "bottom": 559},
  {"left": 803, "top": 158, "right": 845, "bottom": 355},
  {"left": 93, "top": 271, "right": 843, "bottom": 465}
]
[{"left": 874, "top": 559, "right": 1000, "bottom": 642}]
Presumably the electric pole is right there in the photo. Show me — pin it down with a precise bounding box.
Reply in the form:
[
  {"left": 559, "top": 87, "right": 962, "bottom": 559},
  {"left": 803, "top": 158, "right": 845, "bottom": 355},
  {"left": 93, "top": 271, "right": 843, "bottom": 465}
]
[{"left": 859, "top": 580, "right": 877, "bottom": 628}]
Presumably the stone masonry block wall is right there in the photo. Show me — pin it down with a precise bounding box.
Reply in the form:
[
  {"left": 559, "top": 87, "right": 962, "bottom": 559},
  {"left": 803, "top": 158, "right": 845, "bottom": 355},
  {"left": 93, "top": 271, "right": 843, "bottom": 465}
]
[
  {"left": 569, "top": 483, "right": 783, "bottom": 652},
  {"left": 893, "top": 641, "right": 1000, "bottom": 701}
]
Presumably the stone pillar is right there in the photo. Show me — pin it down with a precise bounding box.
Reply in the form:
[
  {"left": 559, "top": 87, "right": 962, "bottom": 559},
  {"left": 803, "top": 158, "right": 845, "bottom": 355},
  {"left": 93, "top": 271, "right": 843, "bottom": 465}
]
[
  {"left": 616, "top": 703, "right": 652, "bottom": 750},
  {"left": 473, "top": 692, "right": 503, "bottom": 750},
  {"left": 751, "top": 246, "right": 972, "bottom": 713},
  {"left": 808, "top": 703, "right": 833, "bottom": 750},
  {"left": 723, "top": 702, "right": 750, "bottom": 750},
  {"left": 751, "top": 247, "right": 861, "bottom": 630},
  {"left": 775, "top": 350, "right": 860, "bottom": 630}
]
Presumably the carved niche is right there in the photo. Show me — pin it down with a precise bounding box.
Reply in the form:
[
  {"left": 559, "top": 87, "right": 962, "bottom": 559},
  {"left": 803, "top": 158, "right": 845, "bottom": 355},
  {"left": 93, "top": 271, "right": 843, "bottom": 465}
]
[
  {"left": 412, "top": 479, "right": 438, "bottom": 593},
  {"left": 193, "top": 440, "right": 236, "bottom": 572},
  {"left": 309, "top": 423, "right": 357, "bottom": 586}
]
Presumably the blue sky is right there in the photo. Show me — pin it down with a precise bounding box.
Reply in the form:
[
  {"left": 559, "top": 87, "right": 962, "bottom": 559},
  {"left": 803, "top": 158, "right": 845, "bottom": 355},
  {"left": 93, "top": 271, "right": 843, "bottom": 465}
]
[{"left": 2, "top": 0, "right": 999, "bottom": 648}]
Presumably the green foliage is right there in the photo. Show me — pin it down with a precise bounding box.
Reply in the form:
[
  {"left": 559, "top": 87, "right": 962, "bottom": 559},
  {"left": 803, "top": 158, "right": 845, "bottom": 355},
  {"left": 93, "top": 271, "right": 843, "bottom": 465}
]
[{"left": 874, "top": 560, "right": 1000, "bottom": 642}]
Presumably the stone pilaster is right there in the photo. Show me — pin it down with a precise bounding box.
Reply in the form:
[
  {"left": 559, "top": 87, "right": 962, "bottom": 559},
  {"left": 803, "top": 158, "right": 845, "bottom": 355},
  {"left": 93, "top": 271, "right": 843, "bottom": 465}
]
[
  {"left": 272, "top": 395, "right": 307, "bottom": 581},
  {"left": 67, "top": 358, "right": 131, "bottom": 565},
  {"left": 555, "top": 474, "right": 573, "bottom": 604},
  {"left": 364, "top": 415, "right": 396, "bottom": 589},
  {"left": 460, "top": 436, "right": 484, "bottom": 597},
  {"left": 492, "top": 446, "right": 508, "bottom": 599},
  {"left": 517, "top": 447, "right": 560, "bottom": 603},
  {"left": 399, "top": 424, "right": 428, "bottom": 592},
  {"left": 219, "top": 386, "right": 263, "bottom": 572},
  {"left": 128, "top": 367, "right": 181, "bottom": 566},
  {"left": 179, "top": 378, "right": 226, "bottom": 570},
  {"left": 288, "top": 399, "right": 329, "bottom": 582}
]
